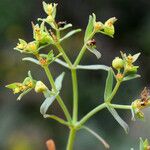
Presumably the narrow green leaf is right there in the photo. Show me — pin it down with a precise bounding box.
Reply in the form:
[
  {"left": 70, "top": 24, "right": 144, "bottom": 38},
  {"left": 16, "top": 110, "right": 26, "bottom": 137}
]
[
  {"left": 59, "top": 23, "right": 72, "bottom": 31},
  {"left": 60, "top": 29, "right": 81, "bottom": 42},
  {"left": 123, "top": 74, "right": 141, "bottom": 82},
  {"left": 86, "top": 46, "right": 101, "bottom": 59},
  {"left": 22, "top": 57, "right": 40, "bottom": 65},
  {"left": 6, "top": 83, "right": 19, "bottom": 89},
  {"left": 107, "top": 105, "right": 129, "bottom": 133},
  {"left": 104, "top": 69, "right": 114, "bottom": 101},
  {"left": 82, "top": 126, "right": 110, "bottom": 149},
  {"left": 77, "top": 65, "right": 110, "bottom": 71},
  {"left": 84, "top": 15, "right": 94, "bottom": 42},
  {"left": 40, "top": 95, "right": 57, "bottom": 115},
  {"left": 55, "top": 72, "right": 65, "bottom": 91},
  {"left": 54, "top": 58, "right": 70, "bottom": 69},
  {"left": 17, "top": 88, "right": 32, "bottom": 101}
]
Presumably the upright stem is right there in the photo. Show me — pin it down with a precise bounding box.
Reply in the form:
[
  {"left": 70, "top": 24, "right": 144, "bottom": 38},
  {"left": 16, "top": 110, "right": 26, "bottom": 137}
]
[
  {"left": 43, "top": 66, "right": 71, "bottom": 122},
  {"left": 71, "top": 69, "right": 78, "bottom": 123},
  {"left": 74, "top": 44, "right": 87, "bottom": 66},
  {"left": 74, "top": 31, "right": 95, "bottom": 66},
  {"left": 66, "top": 128, "right": 76, "bottom": 150}
]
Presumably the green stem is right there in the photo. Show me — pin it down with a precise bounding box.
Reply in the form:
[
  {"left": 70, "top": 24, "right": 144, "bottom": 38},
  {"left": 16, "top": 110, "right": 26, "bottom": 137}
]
[
  {"left": 66, "top": 128, "right": 76, "bottom": 150},
  {"left": 109, "top": 104, "right": 131, "bottom": 110},
  {"left": 43, "top": 66, "right": 71, "bottom": 122},
  {"left": 74, "top": 32, "right": 95, "bottom": 66},
  {"left": 77, "top": 103, "right": 106, "bottom": 128},
  {"left": 71, "top": 69, "right": 78, "bottom": 123},
  {"left": 44, "top": 114, "right": 70, "bottom": 127},
  {"left": 55, "top": 43, "right": 72, "bottom": 67},
  {"left": 106, "top": 81, "right": 121, "bottom": 103}
]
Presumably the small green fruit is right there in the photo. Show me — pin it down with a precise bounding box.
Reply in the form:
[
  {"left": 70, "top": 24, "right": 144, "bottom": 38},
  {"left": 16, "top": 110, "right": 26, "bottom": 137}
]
[{"left": 112, "top": 57, "right": 124, "bottom": 70}]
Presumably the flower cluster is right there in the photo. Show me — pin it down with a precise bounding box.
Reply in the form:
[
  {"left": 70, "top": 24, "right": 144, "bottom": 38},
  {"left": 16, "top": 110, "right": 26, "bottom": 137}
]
[
  {"left": 132, "top": 87, "right": 150, "bottom": 120},
  {"left": 112, "top": 51, "right": 141, "bottom": 81},
  {"left": 94, "top": 16, "right": 117, "bottom": 37},
  {"left": 6, "top": 71, "right": 36, "bottom": 100}
]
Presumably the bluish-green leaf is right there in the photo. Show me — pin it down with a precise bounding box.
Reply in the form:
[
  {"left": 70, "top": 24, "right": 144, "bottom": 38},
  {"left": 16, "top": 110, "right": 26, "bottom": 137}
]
[
  {"left": 60, "top": 29, "right": 81, "bottom": 42},
  {"left": 123, "top": 74, "right": 141, "bottom": 82},
  {"left": 55, "top": 72, "right": 65, "bottom": 91},
  {"left": 54, "top": 58, "right": 70, "bottom": 69},
  {"left": 104, "top": 69, "right": 114, "bottom": 101},
  {"left": 107, "top": 105, "right": 129, "bottom": 133},
  {"left": 84, "top": 15, "right": 94, "bottom": 42},
  {"left": 77, "top": 65, "right": 110, "bottom": 71},
  {"left": 22, "top": 57, "right": 40, "bottom": 65},
  {"left": 82, "top": 126, "right": 110, "bottom": 149},
  {"left": 40, "top": 95, "right": 57, "bottom": 115}
]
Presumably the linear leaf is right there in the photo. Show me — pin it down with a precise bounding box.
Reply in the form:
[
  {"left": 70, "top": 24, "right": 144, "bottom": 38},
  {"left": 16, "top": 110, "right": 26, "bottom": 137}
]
[
  {"left": 104, "top": 68, "right": 114, "bottom": 101},
  {"left": 54, "top": 58, "right": 70, "bottom": 69},
  {"left": 84, "top": 15, "right": 94, "bottom": 42},
  {"left": 60, "top": 29, "right": 81, "bottom": 42},
  {"left": 55, "top": 72, "right": 65, "bottom": 91},
  {"left": 22, "top": 57, "right": 40, "bottom": 65},
  {"left": 77, "top": 65, "right": 110, "bottom": 71},
  {"left": 40, "top": 95, "right": 57, "bottom": 115},
  {"left": 17, "top": 88, "right": 32, "bottom": 101},
  {"left": 123, "top": 74, "right": 141, "bottom": 82},
  {"left": 59, "top": 23, "right": 72, "bottom": 31},
  {"left": 82, "top": 126, "right": 110, "bottom": 149},
  {"left": 107, "top": 105, "right": 129, "bottom": 133}
]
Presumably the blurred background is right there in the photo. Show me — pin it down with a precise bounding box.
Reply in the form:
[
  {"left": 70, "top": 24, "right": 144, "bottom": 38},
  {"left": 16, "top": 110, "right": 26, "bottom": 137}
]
[{"left": 0, "top": 0, "right": 150, "bottom": 149}]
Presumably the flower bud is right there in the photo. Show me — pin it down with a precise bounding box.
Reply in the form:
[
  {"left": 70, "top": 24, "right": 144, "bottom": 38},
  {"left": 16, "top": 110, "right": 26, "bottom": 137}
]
[
  {"left": 112, "top": 57, "right": 124, "bottom": 70},
  {"left": 35, "top": 81, "right": 47, "bottom": 93},
  {"left": 94, "top": 21, "right": 103, "bottom": 31}
]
